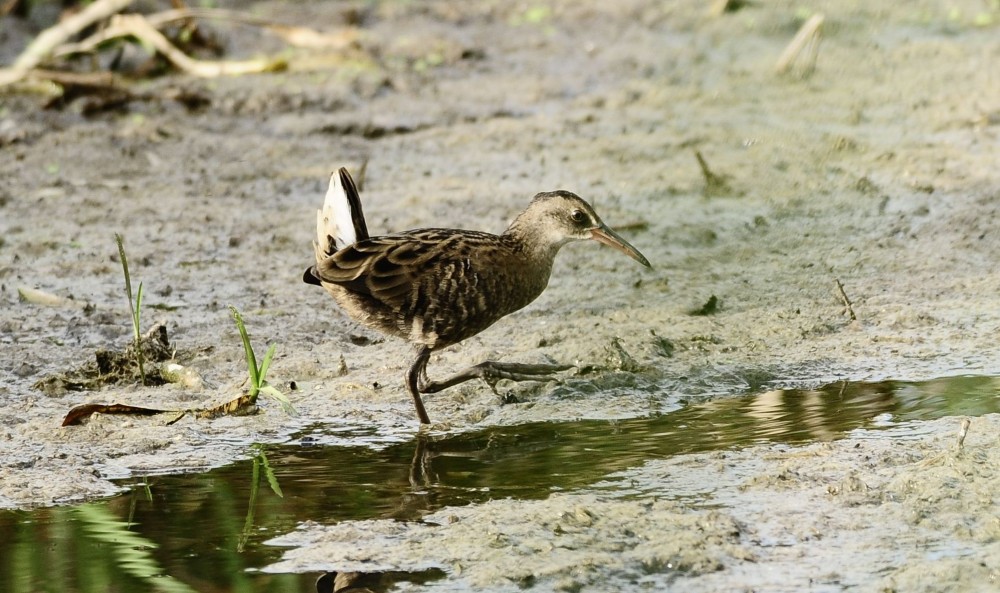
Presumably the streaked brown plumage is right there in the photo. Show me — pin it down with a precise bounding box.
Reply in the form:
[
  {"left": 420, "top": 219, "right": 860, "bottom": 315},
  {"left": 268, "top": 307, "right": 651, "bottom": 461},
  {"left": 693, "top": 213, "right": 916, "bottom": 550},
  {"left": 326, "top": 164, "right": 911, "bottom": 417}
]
[{"left": 304, "top": 168, "right": 650, "bottom": 424}]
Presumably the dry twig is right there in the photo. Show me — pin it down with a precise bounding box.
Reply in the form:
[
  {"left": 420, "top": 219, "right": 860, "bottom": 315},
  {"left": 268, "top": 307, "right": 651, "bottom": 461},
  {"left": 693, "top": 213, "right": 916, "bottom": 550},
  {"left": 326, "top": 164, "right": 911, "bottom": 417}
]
[
  {"left": 956, "top": 418, "right": 971, "bottom": 449},
  {"left": 0, "top": 0, "right": 318, "bottom": 88},
  {"left": 917, "top": 418, "right": 974, "bottom": 467},
  {"left": 0, "top": 0, "right": 135, "bottom": 86},
  {"left": 54, "top": 7, "right": 354, "bottom": 58},
  {"left": 834, "top": 278, "right": 857, "bottom": 321},
  {"left": 775, "top": 13, "right": 824, "bottom": 75},
  {"left": 89, "top": 14, "right": 286, "bottom": 77},
  {"left": 694, "top": 150, "right": 731, "bottom": 196},
  {"left": 146, "top": 7, "right": 356, "bottom": 48}
]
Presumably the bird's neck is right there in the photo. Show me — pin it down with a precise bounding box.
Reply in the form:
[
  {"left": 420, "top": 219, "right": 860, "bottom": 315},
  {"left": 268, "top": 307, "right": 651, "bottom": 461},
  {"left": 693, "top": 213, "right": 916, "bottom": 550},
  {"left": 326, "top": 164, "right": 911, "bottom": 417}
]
[
  {"left": 498, "top": 225, "right": 558, "bottom": 312},
  {"left": 502, "top": 222, "right": 566, "bottom": 268}
]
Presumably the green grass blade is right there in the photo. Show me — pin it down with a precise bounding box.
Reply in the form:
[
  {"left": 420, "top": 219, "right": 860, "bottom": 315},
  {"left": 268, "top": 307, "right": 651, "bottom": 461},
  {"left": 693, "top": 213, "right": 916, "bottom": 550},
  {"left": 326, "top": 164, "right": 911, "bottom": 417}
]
[
  {"left": 115, "top": 233, "right": 134, "bottom": 318},
  {"left": 134, "top": 282, "right": 143, "bottom": 341},
  {"left": 229, "top": 306, "right": 260, "bottom": 394},
  {"left": 134, "top": 281, "right": 146, "bottom": 385},
  {"left": 116, "top": 234, "right": 146, "bottom": 385},
  {"left": 260, "top": 384, "right": 296, "bottom": 416},
  {"left": 258, "top": 343, "right": 277, "bottom": 383}
]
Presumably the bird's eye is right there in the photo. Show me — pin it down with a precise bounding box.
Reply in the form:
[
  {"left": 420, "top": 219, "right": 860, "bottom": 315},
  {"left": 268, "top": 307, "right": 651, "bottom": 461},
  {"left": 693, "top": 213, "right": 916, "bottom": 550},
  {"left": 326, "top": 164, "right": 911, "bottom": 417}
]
[{"left": 570, "top": 209, "right": 586, "bottom": 224}]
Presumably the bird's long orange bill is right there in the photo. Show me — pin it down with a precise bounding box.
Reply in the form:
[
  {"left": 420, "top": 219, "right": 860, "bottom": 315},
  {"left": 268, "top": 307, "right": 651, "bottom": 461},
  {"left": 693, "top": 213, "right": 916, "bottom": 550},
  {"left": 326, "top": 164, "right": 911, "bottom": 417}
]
[{"left": 590, "top": 225, "right": 651, "bottom": 268}]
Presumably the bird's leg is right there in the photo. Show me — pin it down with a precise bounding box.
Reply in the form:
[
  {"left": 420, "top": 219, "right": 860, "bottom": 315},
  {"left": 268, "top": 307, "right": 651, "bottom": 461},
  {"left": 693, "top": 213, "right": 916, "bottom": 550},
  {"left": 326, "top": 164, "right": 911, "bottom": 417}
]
[
  {"left": 418, "top": 359, "right": 573, "bottom": 394},
  {"left": 407, "top": 348, "right": 572, "bottom": 421},
  {"left": 405, "top": 348, "right": 433, "bottom": 424}
]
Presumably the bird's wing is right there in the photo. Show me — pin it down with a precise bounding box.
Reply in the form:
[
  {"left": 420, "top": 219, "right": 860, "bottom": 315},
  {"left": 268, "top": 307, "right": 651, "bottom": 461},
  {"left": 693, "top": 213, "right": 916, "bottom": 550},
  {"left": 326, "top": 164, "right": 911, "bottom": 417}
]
[{"left": 314, "top": 229, "right": 472, "bottom": 306}]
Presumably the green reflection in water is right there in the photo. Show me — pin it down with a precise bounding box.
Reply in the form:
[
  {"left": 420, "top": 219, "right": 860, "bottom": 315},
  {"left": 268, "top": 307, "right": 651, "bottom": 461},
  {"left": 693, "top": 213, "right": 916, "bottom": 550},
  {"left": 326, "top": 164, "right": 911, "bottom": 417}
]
[
  {"left": 73, "top": 503, "right": 197, "bottom": 593},
  {"left": 1, "top": 375, "right": 998, "bottom": 593},
  {"left": 239, "top": 444, "right": 284, "bottom": 553}
]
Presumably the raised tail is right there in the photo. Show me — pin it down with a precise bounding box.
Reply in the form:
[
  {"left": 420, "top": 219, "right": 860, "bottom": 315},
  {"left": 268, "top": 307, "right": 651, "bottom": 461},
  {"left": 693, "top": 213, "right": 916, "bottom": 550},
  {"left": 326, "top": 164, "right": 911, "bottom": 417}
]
[
  {"left": 305, "top": 167, "right": 370, "bottom": 286},
  {"left": 314, "top": 167, "right": 369, "bottom": 260}
]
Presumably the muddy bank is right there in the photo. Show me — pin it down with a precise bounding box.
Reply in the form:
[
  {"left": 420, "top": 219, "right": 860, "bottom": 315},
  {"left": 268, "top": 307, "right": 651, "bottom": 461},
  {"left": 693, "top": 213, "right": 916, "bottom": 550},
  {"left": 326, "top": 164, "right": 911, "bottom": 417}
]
[
  {"left": 3, "top": 0, "right": 998, "bottom": 503},
  {"left": 266, "top": 413, "right": 1000, "bottom": 592},
  {"left": 1, "top": 1, "right": 999, "bottom": 588}
]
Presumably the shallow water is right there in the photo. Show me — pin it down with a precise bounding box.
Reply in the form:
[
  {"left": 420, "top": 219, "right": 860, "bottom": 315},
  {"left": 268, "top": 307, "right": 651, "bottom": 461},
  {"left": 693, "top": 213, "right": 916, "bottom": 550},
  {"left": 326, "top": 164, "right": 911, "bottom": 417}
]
[{"left": 1, "top": 375, "right": 997, "bottom": 593}]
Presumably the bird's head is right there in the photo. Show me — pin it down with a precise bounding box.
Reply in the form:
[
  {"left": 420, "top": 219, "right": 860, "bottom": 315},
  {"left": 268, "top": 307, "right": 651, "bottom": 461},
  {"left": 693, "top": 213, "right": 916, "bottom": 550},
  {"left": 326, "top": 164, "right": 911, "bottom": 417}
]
[{"left": 510, "top": 190, "right": 651, "bottom": 267}]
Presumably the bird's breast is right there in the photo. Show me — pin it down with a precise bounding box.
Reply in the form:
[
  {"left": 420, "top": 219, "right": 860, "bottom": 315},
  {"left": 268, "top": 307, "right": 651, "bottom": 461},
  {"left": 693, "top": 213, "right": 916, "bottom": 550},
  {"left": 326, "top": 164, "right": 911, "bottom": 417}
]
[{"left": 403, "top": 251, "right": 552, "bottom": 348}]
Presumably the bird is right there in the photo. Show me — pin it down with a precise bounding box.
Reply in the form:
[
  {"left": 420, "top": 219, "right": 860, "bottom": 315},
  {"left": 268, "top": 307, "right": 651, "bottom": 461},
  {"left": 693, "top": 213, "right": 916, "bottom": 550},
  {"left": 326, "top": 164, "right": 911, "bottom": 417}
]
[{"left": 303, "top": 167, "right": 650, "bottom": 424}]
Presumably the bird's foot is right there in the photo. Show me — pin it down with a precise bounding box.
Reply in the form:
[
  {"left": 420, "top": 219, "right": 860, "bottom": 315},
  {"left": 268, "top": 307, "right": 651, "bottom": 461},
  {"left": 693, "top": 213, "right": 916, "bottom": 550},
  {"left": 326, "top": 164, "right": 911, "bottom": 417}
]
[
  {"left": 420, "top": 360, "right": 573, "bottom": 394},
  {"left": 477, "top": 361, "right": 574, "bottom": 389}
]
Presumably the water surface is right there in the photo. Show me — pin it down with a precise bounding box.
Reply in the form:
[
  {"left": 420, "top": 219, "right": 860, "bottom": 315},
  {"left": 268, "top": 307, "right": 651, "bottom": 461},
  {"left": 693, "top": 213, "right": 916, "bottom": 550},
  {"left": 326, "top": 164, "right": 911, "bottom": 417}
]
[{"left": 2, "top": 375, "right": 997, "bottom": 593}]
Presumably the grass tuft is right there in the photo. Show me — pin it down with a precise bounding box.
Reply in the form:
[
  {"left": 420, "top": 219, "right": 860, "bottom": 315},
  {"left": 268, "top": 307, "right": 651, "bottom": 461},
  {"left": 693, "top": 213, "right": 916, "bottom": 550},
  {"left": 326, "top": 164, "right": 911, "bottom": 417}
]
[
  {"left": 229, "top": 306, "right": 296, "bottom": 415},
  {"left": 114, "top": 233, "right": 146, "bottom": 385}
]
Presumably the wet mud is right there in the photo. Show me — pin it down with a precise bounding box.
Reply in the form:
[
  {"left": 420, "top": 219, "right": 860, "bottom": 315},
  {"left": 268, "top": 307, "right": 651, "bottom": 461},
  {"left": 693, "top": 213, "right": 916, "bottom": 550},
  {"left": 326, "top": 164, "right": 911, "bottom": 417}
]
[
  {"left": 2, "top": 0, "right": 1000, "bottom": 590},
  {"left": 33, "top": 321, "right": 174, "bottom": 395},
  {"left": 267, "top": 414, "right": 1000, "bottom": 592}
]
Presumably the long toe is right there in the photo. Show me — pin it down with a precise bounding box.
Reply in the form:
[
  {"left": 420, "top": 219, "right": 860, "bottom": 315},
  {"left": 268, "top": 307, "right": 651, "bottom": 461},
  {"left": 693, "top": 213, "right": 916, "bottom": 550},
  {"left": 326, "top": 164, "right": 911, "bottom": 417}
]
[
  {"left": 476, "top": 361, "right": 574, "bottom": 384},
  {"left": 419, "top": 360, "right": 574, "bottom": 394}
]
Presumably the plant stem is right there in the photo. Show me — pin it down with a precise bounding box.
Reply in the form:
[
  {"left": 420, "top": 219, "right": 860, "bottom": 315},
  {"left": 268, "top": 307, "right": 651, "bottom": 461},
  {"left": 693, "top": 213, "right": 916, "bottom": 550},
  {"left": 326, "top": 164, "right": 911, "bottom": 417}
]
[
  {"left": 230, "top": 305, "right": 260, "bottom": 398},
  {"left": 115, "top": 233, "right": 146, "bottom": 385}
]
